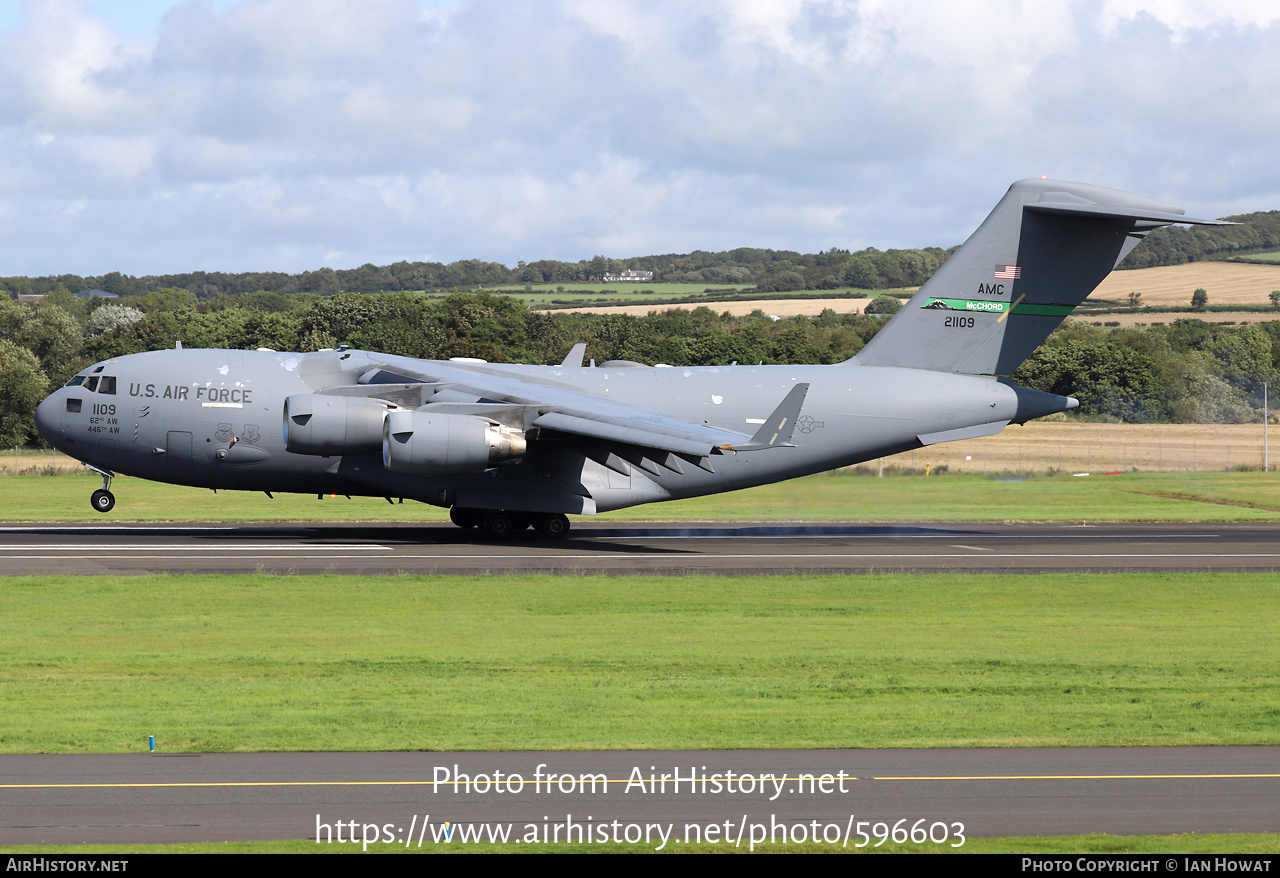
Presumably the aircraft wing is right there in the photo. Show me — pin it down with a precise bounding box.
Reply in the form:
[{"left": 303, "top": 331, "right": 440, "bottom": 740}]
[{"left": 358, "top": 359, "right": 754, "bottom": 459}]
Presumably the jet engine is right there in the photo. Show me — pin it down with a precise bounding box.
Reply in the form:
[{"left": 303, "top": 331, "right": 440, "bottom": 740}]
[
  {"left": 283, "top": 394, "right": 391, "bottom": 456},
  {"left": 382, "top": 410, "right": 527, "bottom": 474}
]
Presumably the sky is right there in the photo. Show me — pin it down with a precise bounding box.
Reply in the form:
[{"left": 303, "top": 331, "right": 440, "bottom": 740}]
[{"left": 1, "top": 0, "right": 1279, "bottom": 278}]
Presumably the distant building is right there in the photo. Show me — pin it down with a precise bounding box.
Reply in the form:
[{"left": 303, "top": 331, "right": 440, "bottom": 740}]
[
  {"left": 601, "top": 269, "right": 654, "bottom": 283},
  {"left": 16, "top": 294, "right": 44, "bottom": 304},
  {"left": 76, "top": 289, "right": 118, "bottom": 299}
]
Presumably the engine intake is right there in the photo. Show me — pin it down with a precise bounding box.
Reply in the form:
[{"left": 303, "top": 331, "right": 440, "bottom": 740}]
[
  {"left": 284, "top": 394, "right": 390, "bottom": 456},
  {"left": 382, "top": 410, "right": 527, "bottom": 474}
]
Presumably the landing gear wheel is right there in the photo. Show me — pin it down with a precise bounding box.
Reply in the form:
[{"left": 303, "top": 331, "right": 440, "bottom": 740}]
[
  {"left": 91, "top": 489, "right": 115, "bottom": 513},
  {"left": 450, "top": 506, "right": 484, "bottom": 529},
  {"left": 534, "top": 513, "right": 570, "bottom": 539},
  {"left": 481, "top": 511, "right": 514, "bottom": 538}
]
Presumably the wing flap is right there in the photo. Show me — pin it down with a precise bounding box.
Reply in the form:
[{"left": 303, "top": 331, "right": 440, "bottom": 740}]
[{"left": 533, "top": 411, "right": 723, "bottom": 457}]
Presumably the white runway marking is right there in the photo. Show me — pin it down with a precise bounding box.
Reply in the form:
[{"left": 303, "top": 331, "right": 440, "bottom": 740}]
[
  {"left": 631, "top": 532, "right": 1223, "bottom": 540},
  {"left": 0, "top": 525, "right": 236, "bottom": 531},
  {"left": 0, "top": 544, "right": 390, "bottom": 551},
  {"left": 334, "top": 552, "right": 1280, "bottom": 561}
]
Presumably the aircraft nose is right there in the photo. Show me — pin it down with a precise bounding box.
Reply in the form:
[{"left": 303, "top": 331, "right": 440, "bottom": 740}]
[{"left": 34, "top": 392, "right": 59, "bottom": 444}]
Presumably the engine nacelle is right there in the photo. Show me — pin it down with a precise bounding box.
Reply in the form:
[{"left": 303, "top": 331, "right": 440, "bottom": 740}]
[
  {"left": 283, "top": 394, "right": 390, "bottom": 456},
  {"left": 382, "top": 410, "right": 527, "bottom": 474}
]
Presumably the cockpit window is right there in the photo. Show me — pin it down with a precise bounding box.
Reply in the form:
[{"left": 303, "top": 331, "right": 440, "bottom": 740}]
[
  {"left": 65, "top": 376, "right": 85, "bottom": 387},
  {"left": 85, "top": 377, "right": 100, "bottom": 392},
  {"left": 92, "top": 366, "right": 104, "bottom": 374},
  {"left": 100, "top": 376, "right": 117, "bottom": 395}
]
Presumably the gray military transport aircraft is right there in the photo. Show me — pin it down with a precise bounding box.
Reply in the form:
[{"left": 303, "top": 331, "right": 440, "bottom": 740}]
[{"left": 34, "top": 179, "right": 1225, "bottom": 538}]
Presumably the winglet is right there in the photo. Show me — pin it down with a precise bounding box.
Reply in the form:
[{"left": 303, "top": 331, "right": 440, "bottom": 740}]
[
  {"left": 725, "top": 383, "right": 809, "bottom": 452},
  {"left": 560, "top": 343, "right": 587, "bottom": 368}
]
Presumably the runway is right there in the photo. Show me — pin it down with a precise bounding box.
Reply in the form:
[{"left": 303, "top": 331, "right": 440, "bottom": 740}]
[
  {"left": 0, "top": 521, "right": 1279, "bottom": 575},
  {"left": 4, "top": 522, "right": 1275, "bottom": 849},
  {"left": 2, "top": 748, "right": 1276, "bottom": 846}
]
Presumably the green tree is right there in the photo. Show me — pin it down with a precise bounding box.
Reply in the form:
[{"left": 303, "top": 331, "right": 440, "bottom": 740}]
[
  {"left": 0, "top": 339, "right": 48, "bottom": 446},
  {"left": 0, "top": 299, "right": 83, "bottom": 383},
  {"left": 297, "top": 293, "right": 381, "bottom": 349},
  {"left": 1013, "top": 335, "right": 1167, "bottom": 421},
  {"left": 225, "top": 311, "right": 300, "bottom": 352},
  {"left": 133, "top": 287, "right": 198, "bottom": 312},
  {"left": 39, "top": 285, "right": 88, "bottom": 323},
  {"left": 864, "top": 295, "right": 903, "bottom": 316},
  {"left": 1205, "top": 325, "right": 1278, "bottom": 398},
  {"left": 1191, "top": 288, "right": 1208, "bottom": 310}
]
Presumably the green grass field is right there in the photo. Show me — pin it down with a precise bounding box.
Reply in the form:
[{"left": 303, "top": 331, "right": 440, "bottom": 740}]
[
  {"left": 1233, "top": 251, "right": 1280, "bottom": 263},
  {"left": 4, "top": 470, "right": 1279, "bottom": 523},
  {"left": 2, "top": 572, "right": 1276, "bottom": 753}
]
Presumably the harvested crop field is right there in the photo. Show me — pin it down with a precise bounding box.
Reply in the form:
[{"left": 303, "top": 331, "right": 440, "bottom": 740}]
[
  {"left": 849, "top": 420, "right": 1273, "bottom": 476},
  {"left": 1091, "top": 261, "right": 1280, "bottom": 306},
  {"left": 548, "top": 263, "right": 1280, "bottom": 319}
]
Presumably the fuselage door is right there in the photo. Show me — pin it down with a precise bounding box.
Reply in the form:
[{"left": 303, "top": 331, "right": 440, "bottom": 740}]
[{"left": 166, "top": 431, "right": 193, "bottom": 473}]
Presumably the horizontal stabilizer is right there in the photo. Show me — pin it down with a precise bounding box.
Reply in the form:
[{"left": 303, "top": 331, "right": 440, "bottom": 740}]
[
  {"left": 1026, "top": 203, "right": 1232, "bottom": 226},
  {"left": 723, "top": 383, "right": 810, "bottom": 452}
]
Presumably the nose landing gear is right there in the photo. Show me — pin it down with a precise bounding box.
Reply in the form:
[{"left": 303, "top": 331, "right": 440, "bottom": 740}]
[{"left": 86, "top": 464, "right": 115, "bottom": 513}]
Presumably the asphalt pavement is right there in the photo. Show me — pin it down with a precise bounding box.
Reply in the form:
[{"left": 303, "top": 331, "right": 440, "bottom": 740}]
[{"left": 1, "top": 521, "right": 1278, "bottom": 575}]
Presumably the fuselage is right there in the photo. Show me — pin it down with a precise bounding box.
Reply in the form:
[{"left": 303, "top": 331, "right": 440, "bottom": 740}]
[{"left": 35, "top": 347, "right": 1062, "bottom": 514}]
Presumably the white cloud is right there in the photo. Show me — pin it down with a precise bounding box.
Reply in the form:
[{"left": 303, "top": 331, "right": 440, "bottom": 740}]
[
  {"left": 1100, "top": 0, "right": 1280, "bottom": 37},
  {"left": 0, "top": 0, "right": 1276, "bottom": 275}
]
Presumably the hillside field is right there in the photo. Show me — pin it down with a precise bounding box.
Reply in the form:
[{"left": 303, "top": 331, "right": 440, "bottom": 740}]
[{"left": 546, "top": 262, "right": 1280, "bottom": 318}]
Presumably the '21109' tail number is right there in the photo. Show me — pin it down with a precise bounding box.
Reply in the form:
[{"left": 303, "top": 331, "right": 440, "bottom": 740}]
[{"left": 944, "top": 316, "right": 975, "bottom": 328}]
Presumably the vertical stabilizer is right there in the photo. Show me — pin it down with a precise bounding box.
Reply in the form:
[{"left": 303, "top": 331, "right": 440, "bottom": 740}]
[{"left": 851, "top": 179, "right": 1227, "bottom": 375}]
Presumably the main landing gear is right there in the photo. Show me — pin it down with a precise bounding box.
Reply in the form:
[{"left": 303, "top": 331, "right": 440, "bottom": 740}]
[
  {"left": 88, "top": 466, "right": 115, "bottom": 513},
  {"left": 449, "top": 506, "right": 571, "bottom": 539}
]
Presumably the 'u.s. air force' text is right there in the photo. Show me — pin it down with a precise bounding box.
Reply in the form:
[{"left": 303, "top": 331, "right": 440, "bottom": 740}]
[{"left": 129, "top": 383, "right": 252, "bottom": 404}]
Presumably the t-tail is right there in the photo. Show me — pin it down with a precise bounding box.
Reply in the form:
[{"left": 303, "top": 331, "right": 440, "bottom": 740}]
[{"left": 851, "top": 178, "right": 1229, "bottom": 375}]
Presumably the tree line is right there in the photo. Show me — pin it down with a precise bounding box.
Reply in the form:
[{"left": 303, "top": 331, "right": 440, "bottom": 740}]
[
  {"left": 5, "top": 209, "right": 1280, "bottom": 304},
  {"left": 1, "top": 289, "right": 1276, "bottom": 447},
  {"left": 0, "top": 245, "right": 955, "bottom": 299}
]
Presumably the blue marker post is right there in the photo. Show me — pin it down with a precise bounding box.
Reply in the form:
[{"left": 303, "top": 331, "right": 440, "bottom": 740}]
[{"left": 149, "top": 736, "right": 155, "bottom": 752}]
